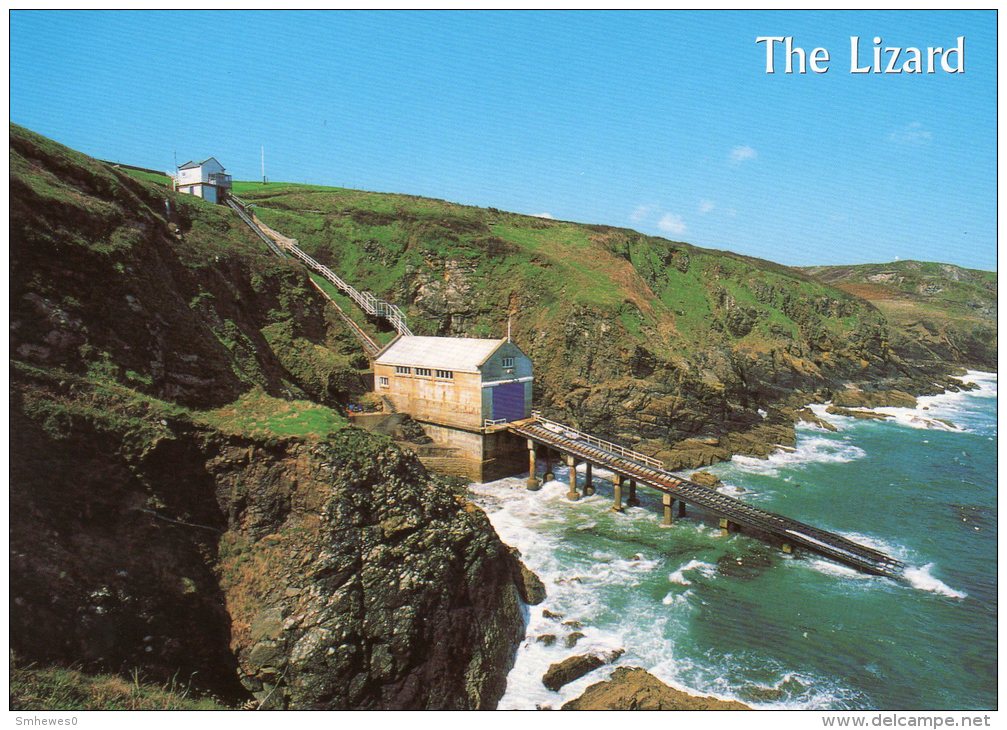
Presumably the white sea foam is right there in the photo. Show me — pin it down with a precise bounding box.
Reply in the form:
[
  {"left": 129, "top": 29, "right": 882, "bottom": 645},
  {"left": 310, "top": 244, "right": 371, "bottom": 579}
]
[
  {"left": 668, "top": 559, "right": 717, "bottom": 586},
  {"left": 661, "top": 589, "right": 694, "bottom": 606},
  {"left": 804, "top": 558, "right": 874, "bottom": 581},
  {"left": 903, "top": 563, "right": 967, "bottom": 599},
  {"left": 806, "top": 371, "right": 996, "bottom": 435},
  {"left": 953, "top": 370, "right": 998, "bottom": 399},
  {"left": 838, "top": 531, "right": 909, "bottom": 562},
  {"left": 468, "top": 474, "right": 645, "bottom": 709},
  {"left": 730, "top": 436, "right": 866, "bottom": 476},
  {"left": 834, "top": 532, "right": 967, "bottom": 599},
  {"left": 471, "top": 471, "right": 858, "bottom": 710}
]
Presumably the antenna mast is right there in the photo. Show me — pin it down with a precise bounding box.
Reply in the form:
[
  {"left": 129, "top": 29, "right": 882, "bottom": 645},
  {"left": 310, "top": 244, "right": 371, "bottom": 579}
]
[
  {"left": 507, "top": 314, "right": 512, "bottom": 342},
  {"left": 261, "top": 145, "right": 266, "bottom": 184}
]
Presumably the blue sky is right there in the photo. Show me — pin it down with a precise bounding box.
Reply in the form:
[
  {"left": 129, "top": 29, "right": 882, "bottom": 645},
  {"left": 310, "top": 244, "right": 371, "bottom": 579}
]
[{"left": 10, "top": 11, "right": 997, "bottom": 270}]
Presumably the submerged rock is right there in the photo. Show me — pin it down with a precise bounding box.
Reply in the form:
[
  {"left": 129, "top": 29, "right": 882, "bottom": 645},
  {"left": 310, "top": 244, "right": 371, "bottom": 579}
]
[
  {"left": 562, "top": 667, "right": 750, "bottom": 710},
  {"left": 716, "top": 549, "right": 775, "bottom": 580}
]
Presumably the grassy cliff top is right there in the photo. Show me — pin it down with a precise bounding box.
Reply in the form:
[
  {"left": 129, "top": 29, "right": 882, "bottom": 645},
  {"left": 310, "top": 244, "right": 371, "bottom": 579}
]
[{"left": 227, "top": 178, "right": 876, "bottom": 360}]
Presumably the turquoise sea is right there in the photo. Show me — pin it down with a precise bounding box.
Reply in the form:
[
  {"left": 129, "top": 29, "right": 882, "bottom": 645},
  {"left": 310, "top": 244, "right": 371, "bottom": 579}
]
[{"left": 469, "top": 371, "right": 997, "bottom": 710}]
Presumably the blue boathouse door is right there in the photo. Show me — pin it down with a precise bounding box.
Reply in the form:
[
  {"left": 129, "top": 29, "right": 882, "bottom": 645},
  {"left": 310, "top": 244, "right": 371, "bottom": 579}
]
[{"left": 491, "top": 382, "right": 525, "bottom": 422}]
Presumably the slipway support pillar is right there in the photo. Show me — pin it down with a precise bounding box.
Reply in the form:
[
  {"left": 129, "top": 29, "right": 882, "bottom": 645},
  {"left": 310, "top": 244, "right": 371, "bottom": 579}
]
[
  {"left": 526, "top": 440, "right": 541, "bottom": 491},
  {"left": 543, "top": 451, "right": 554, "bottom": 483},
  {"left": 627, "top": 479, "right": 640, "bottom": 507},
  {"left": 584, "top": 463, "right": 595, "bottom": 496},
  {"left": 662, "top": 494, "right": 674, "bottom": 526},
  {"left": 566, "top": 455, "right": 580, "bottom": 501},
  {"left": 677, "top": 500, "right": 687, "bottom": 517},
  {"left": 782, "top": 543, "right": 793, "bottom": 554},
  {"left": 612, "top": 474, "right": 624, "bottom": 513},
  {"left": 720, "top": 517, "right": 730, "bottom": 536}
]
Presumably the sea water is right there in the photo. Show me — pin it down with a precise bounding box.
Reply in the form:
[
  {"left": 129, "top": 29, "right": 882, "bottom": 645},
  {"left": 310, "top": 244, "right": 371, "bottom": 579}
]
[{"left": 469, "top": 371, "right": 997, "bottom": 710}]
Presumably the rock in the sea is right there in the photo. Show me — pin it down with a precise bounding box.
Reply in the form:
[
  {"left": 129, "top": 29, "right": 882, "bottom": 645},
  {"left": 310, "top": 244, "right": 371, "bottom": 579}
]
[
  {"left": 825, "top": 405, "right": 892, "bottom": 420},
  {"left": 510, "top": 553, "right": 547, "bottom": 605},
  {"left": 689, "top": 470, "right": 723, "bottom": 488},
  {"left": 542, "top": 650, "right": 624, "bottom": 692},
  {"left": 562, "top": 667, "right": 750, "bottom": 710},
  {"left": 795, "top": 407, "right": 838, "bottom": 432},
  {"left": 564, "top": 632, "right": 586, "bottom": 648},
  {"left": 832, "top": 388, "right": 918, "bottom": 409},
  {"left": 537, "top": 634, "right": 557, "bottom": 647}
]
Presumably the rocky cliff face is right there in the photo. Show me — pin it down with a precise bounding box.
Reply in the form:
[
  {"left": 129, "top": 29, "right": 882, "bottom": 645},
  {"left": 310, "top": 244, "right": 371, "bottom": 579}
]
[
  {"left": 10, "top": 367, "right": 246, "bottom": 700},
  {"left": 207, "top": 428, "right": 526, "bottom": 709},
  {"left": 9, "top": 125, "right": 530, "bottom": 709},
  {"left": 11, "top": 365, "right": 529, "bottom": 709}
]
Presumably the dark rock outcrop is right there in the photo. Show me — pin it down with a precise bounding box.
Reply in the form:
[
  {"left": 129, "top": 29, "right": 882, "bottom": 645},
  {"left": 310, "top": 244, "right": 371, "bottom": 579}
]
[
  {"left": 832, "top": 388, "right": 917, "bottom": 409},
  {"left": 208, "top": 428, "right": 527, "bottom": 709},
  {"left": 795, "top": 407, "right": 838, "bottom": 432},
  {"left": 508, "top": 552, "right": 547, "bottom": 606}
]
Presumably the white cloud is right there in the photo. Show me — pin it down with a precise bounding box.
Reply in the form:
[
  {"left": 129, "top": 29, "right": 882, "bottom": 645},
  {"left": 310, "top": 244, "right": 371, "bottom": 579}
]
[
  {"left": 531, "top": 212, "right": 554, "bottom": 219},
  {"left": 657, "top": 213, "right": 687, "bottom": 235},
  {"left": 630, "top": 204, "right": 656, "bottom": 223},
  {"left": 698, "top": 199, "right": 715, "bottom": 215},
  {"left": 729, "top": 145, "right": 758, "bottom": 164},
  {"left": 888, "top": 121, "right": 933, "bottom": 145}
]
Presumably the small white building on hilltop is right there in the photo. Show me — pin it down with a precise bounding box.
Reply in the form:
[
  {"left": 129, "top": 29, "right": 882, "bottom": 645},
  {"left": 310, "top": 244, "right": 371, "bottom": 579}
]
[{"left": 175, "top": 157, "right": 232, "bottom": 204}]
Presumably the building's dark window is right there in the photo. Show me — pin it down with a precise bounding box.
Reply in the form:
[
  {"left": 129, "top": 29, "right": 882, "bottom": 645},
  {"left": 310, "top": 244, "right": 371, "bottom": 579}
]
[
  {"left": 435, "top": 369, "right": 454, "bottom": 379},
  {"left": 395, "top": 366, "right": 411, "bottom": 375},
  {"left": 415, "top": 367, "right": 432, "bottom": 377},
  {"left": 378, "top": 376, "right": 389, "bottom": 387},
  {"left": 502, "top": 357, "right": 515, "bottom": 368}
]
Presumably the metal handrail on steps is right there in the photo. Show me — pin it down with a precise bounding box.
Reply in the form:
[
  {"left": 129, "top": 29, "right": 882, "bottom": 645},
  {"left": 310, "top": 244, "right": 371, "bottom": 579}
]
[
  {"left": 529, "top": 410, "right": 664, "bottom": 469},
  {"left": 228, "top": 196, "right": 413, "bottom": 336}
]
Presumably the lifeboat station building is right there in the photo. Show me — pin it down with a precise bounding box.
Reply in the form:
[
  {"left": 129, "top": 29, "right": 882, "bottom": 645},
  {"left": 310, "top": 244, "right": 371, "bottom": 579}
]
[{"left": 371, "top": 336, "right": 533, "bottom": 481}]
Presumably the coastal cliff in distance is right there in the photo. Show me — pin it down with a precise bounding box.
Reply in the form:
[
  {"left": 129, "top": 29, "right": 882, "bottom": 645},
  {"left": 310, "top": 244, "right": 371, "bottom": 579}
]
[
  {"left": 9, "top": 123, "right": 995, "bottom": 709},
  {"left": 804, "top": 261, "right": 996, "bottom": 372}
]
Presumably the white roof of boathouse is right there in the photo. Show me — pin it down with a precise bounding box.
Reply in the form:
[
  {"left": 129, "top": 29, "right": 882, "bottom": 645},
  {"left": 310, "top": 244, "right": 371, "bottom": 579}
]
[{"left": 374, "top": 336, "right": 510, "bottom": 374}]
